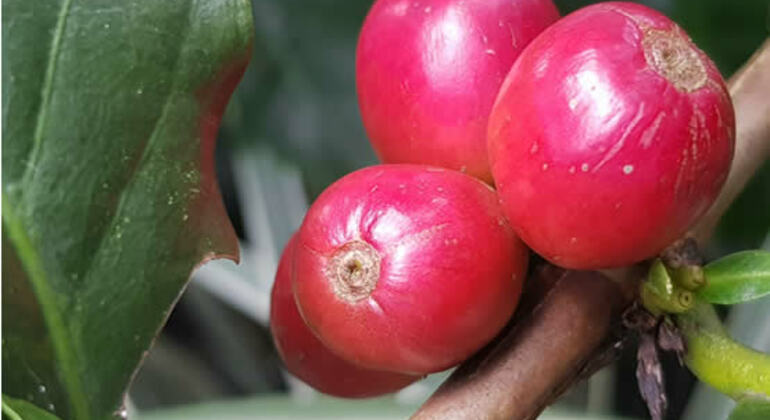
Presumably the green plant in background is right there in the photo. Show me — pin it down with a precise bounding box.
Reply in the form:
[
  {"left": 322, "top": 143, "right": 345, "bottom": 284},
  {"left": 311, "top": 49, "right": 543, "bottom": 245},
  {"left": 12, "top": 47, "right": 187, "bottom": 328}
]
[{"left": 2, "top": 0, "right": 253, "bottom": 418}]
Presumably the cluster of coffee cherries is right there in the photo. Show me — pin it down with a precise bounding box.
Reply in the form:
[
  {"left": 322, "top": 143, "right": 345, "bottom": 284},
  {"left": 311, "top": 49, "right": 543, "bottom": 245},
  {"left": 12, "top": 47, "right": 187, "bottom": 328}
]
[{"left": 270, "top": 0, "right": 734, "bottom": 397}]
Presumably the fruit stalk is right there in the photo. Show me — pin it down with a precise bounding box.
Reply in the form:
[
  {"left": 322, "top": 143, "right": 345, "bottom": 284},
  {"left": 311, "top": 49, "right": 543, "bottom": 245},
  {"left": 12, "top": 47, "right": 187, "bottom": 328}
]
[
  {"left": 411, "top": 38, "right": 770, "bottom": 420},
  {"left": 677, "top": 302, "right": 770, "bottom": 400}
]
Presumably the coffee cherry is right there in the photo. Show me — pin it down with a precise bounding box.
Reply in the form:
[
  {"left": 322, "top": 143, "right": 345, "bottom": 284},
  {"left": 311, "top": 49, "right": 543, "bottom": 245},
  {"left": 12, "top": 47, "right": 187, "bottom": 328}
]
[
  {"left": 488, "top": 2, "right": 734, "bottom": 269},
  {"left": 294, "top": 165, "right": 528, "bottom": 374},
  {"left": 357, "top": 0, "right": 559, "bottom": 183}
]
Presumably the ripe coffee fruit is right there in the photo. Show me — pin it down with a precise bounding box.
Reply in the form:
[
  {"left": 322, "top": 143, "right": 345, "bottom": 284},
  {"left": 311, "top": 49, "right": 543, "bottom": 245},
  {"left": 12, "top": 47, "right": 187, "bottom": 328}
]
[
  {"left": 294, "top": 165, "right": 528, "bottom": 374},
  {"left": 356, "top": 0, "right": 559, "bottom": 183},
  {"left": 488, "top": 2, "right": 734, "bottom": 269},
  {"left": 270, "top": 236, "right": 419, "bottom": 397}
]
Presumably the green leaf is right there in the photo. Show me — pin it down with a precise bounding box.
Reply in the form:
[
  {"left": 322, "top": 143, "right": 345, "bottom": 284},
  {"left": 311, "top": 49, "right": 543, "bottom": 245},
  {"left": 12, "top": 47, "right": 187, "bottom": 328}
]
[
  {"left": 2, "top": 395, "right": 63, "bottom": 420},
  {"left": 699, "top": 250, "right": 770, "bottom": 304},
  {"left": 2, "top": 1, "right": 252, "bottom": 419},
  {"left": 728, "top": 399, "right": 770, "bottom": 420}
]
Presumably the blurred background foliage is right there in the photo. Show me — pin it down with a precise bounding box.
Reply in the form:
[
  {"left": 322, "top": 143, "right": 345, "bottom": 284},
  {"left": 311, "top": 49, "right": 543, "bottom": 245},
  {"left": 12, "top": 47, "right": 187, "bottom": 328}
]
[{"left": 131, "top": 0, "right": 770, "bottom": 419}]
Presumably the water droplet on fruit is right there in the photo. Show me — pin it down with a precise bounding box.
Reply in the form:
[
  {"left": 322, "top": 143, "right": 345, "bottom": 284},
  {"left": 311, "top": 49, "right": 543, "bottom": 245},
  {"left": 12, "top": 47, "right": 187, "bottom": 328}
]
[
  {"left": 541, "top": 163, "right": 549, "bottom": 171},
  {"left": 623, "top": 164, "right": 634, "bottom": 175},
  {"left": 530, "top": 143, "right": 539, "bottom": 154}
]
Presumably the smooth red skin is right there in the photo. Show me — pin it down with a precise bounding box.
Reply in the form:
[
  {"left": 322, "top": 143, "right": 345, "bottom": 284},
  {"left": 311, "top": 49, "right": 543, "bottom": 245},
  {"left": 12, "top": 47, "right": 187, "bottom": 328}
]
[
  {"left": 488, "top": 2, "right": 734, "bottom": 269},
  {"left": 357, "top": 0, "right": 560, "bottom": 183},
  {"left": 294, "top": 165, "right": 527, "bottom": 374},
  {"left": 270, "top": 236, "right": 418, "bottom": 398}
]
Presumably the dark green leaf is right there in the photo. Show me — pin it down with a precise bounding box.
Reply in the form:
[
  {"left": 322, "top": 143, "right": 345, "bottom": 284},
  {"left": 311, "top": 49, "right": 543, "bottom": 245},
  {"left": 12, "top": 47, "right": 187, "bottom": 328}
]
[
  {"left": 728, "top": 399, "right": 770, "bottom": 420},
  {"left": 699, "top": 251, "right": 770, "bottom": 304},
  {"left": 2, "top": 1, "right": 252, "bottom": 419},
  {"left": 2, "top": 395, "right": 62, "bottom": 420}
]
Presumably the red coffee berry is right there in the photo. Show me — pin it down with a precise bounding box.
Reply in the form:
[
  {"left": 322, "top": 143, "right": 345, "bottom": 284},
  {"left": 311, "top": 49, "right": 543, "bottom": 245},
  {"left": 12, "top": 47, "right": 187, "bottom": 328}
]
[
  {"left": 357, "top": 0, "right": 560, "bottom": 183},
  {"left": 293, "top": 164, "right": 528, "bottom": 374},
  {"left": 270, "top": 236, "right": 419, "bottom": 397},
  {"left": 488, "top": 2, "right": 734, "bottom": 269}
]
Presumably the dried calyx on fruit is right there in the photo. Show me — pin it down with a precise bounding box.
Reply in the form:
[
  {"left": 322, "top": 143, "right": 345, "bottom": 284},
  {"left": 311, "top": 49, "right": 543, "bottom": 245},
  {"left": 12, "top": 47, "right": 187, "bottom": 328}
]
[{"left": 270, "top": 236, "right": 418, "bottom": 397}]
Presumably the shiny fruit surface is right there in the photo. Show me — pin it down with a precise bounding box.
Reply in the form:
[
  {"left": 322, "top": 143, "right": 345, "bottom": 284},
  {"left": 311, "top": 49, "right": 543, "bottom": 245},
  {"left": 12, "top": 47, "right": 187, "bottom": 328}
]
[
  {"left": 357, "top": 0, "right": 559, "bottom": 183},
  {"left": 488, "top": 2, "right": 734, "bottom": 269},
  {"left": 294, "top": 165, "right": 528, "bottom": 374}
]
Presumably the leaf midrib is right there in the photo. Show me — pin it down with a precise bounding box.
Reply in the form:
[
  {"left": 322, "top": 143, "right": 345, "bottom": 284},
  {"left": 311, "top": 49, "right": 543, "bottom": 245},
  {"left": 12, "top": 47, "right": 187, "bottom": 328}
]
[
  {"left": 21, "top": 0, "right": 74, "bottom": 188},
  {"left": 2, "top": 196, "right": 89, "bottom": 420}
]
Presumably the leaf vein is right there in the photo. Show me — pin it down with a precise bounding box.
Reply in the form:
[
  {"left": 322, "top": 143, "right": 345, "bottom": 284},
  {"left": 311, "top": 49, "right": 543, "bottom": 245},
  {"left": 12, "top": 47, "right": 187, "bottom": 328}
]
[{"left": 21, "top": 0, "right": 75, "bottom": 189}]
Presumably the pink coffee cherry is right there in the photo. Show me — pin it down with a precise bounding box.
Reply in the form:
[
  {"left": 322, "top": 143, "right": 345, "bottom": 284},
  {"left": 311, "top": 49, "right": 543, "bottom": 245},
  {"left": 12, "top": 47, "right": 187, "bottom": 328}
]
[
  {"left": 294, "top": 164, "right": 528, "bottom": 374},
  {"left": 357, "top": 0, "right": 560, "bottom": 183},
  {"left": 488, "top": 2, "right": 734, "bottom": 269}
]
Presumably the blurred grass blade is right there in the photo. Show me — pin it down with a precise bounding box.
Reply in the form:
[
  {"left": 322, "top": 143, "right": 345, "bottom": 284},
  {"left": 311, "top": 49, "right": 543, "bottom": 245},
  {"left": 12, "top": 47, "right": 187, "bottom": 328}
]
[
  {"left": 699, "top": 250, "right": 770, "bottom": 304},
  {"left": 1, "top": 1, "right": 253, "bottom": 418},
  {"left": 2, "top": 395, "right": 63, "bottom": 420},
  {"left": 728, "top": 399, "right": 770, "bottom": 420}
]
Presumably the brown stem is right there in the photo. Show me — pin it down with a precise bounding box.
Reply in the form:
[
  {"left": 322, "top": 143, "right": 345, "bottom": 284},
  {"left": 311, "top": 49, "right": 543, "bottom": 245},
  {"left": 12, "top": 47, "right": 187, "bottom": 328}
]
[{"left": 411, "top": 38, "right": 770, "bottom": 420}]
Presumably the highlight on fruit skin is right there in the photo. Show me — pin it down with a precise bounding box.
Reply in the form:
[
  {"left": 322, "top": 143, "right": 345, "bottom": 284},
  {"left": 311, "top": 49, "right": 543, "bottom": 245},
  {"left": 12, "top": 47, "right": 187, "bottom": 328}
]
[
  {"left": 356, "top": 0, "right": 560, "bottom": 183},
  {"left": 488, "top": 1, "right": 735, "bottom": 270},
  {"left": 293, "top": 164, "right": 529, "bottom": 375},
  {"left": 270, "top": 235, "right": 419, "bottom": 398}
]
